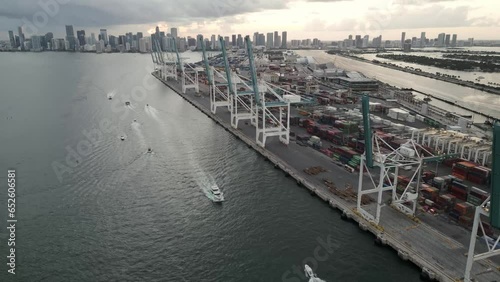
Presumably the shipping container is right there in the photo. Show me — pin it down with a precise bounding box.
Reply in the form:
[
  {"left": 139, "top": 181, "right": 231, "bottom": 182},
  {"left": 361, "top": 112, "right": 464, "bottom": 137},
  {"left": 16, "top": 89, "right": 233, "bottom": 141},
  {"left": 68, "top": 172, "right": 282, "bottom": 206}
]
[{"left": 467, "top": 187, "right": 489, "bottom": 206}]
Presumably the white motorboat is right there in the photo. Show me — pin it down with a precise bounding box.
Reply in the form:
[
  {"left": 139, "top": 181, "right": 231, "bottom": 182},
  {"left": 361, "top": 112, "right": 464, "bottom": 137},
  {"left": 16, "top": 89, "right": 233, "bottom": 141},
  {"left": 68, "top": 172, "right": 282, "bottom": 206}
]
[
  {"left": 120, "top": 136, "right": 126, "bottom": 141},
  {"left": 210, "top": 185, "right": 224, "bottom": 203}
]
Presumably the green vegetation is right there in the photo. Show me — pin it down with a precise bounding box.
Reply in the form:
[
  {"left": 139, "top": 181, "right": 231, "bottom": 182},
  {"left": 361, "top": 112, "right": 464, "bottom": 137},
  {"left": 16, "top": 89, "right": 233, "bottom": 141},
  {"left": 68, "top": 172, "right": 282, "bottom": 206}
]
[
  {"left": 376, "top": 54, "right": 500, "bottom": 72},
  {"left": 442, "top": 54, "right": 500, "bottom": 63}
]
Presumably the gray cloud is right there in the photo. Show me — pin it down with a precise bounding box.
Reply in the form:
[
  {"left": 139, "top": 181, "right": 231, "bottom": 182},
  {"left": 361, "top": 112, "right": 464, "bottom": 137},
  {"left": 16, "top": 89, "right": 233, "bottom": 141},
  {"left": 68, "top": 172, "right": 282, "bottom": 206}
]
[
  {"left": 394, "top": 0, "right": 459, "bottom": 4},
  {"left": 306, "top": 0, "right": 352, "bottom": 2},
  {"left": 0, "top": 0, "right": 289, "bottom": 31},
  {"left": 324, "top": 4, "right": 497, "bottom": 33}
]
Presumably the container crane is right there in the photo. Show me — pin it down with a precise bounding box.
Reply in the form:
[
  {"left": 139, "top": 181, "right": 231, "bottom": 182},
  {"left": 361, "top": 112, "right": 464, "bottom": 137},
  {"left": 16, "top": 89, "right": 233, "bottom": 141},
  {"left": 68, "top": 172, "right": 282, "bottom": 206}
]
[
  {"left": 201, "top": 36, "right": 230, "bottom": 114},
  {"left": 220, "top": 36, "right": 256, "bottom": 129},
  {"left": 244, "top": 35, "right": 301, "bottom": 147},
  {"left": 172, "top": 37, "right": 200, "bottom": 94},
  {"left": 357, "top": 95, "right": 459, "bottom": 224},
  {"left": 464, "top": 123, "right": 500, "bottom": 281},
  {"left": 152, "top": 38, "right": 177, "bottom": 81}
]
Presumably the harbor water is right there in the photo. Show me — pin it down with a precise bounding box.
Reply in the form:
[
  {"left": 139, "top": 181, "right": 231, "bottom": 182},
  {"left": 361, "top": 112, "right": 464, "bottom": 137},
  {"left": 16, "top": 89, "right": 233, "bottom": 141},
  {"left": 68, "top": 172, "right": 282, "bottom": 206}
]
[{"left": 0, "top": 52, "right": 422, "bottom": 281}]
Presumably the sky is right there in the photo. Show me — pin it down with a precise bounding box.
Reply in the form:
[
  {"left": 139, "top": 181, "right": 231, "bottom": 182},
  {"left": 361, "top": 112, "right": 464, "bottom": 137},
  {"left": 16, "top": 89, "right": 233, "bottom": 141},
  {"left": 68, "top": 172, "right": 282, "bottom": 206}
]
[{"left": 0, "top": 0, "right": 499, "bottom": 41}]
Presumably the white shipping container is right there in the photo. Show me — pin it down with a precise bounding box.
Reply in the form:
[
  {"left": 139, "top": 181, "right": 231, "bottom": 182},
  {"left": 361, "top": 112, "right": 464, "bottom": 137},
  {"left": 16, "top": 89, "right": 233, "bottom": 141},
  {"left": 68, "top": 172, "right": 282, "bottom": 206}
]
[
  {"left": 400, "top": 146, "right": 416, "bottom": 158},
  {"left": 382, "top": 119, "right": 392, "bottom": 125}
]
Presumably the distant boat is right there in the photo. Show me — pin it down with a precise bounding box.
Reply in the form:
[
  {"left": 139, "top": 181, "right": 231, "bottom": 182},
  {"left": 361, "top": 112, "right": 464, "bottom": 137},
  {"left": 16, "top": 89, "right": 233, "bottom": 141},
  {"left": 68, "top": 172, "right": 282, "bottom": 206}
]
[
  {"left": 125, "top": 101, "right": 130, "bottom": 106},
  {"left": 108, "top": 96, "right": 112, "bottom": 100},
  {"left": 120, "top": 136, "right": 126, "bottom": 141}
]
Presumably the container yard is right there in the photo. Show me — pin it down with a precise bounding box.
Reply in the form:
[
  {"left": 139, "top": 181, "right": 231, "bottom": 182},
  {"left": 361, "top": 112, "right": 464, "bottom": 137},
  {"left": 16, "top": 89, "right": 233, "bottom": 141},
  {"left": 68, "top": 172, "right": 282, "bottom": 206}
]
[{"left": 150, "top": 38, "right": 500, "bottom": 282}]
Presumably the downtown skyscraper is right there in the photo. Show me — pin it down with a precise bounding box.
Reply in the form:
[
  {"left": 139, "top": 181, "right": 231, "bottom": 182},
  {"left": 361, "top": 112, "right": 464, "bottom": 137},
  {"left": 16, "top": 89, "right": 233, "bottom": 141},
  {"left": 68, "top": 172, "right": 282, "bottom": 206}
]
[{"left": 65, "top": 25, "right": 76, "bottom": 50}]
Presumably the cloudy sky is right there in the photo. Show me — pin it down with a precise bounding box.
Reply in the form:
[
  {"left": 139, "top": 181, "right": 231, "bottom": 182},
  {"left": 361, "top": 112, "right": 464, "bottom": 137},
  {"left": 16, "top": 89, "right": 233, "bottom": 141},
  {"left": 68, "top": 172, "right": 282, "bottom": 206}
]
[{"left": 1, "top": 0, "right": 499, "bottom": 41}]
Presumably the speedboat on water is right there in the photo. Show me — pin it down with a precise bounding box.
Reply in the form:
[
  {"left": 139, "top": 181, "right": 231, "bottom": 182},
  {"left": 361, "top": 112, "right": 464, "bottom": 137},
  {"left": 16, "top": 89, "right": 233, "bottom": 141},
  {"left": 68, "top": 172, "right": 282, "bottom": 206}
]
[
  {"left": 304, "top": 264, "right": 316, "bottom": 278},
  {"left": 125, "top": 101, "right": 130, "bottom": 106},
  {"left": 120, "top": 136, "right": 126, "bottom": 141},
  {"left": 210, "top": 185, "right": 224, "bottom": 203}
]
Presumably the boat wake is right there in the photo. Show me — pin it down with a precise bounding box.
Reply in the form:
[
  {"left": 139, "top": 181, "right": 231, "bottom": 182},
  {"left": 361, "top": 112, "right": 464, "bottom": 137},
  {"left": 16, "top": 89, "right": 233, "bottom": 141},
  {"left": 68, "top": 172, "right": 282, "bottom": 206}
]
[
  {"left": 145, "top": 105, "right": 162, "bottom": 122},
  {"left": 107, "top": 89, "right": 117, "bottom": 99},
  {"left": 131, "top": 121, "right": 147, "bottom": 149},
  {"left": 144, "top": 104, "right": 219, "bottom": 199}
]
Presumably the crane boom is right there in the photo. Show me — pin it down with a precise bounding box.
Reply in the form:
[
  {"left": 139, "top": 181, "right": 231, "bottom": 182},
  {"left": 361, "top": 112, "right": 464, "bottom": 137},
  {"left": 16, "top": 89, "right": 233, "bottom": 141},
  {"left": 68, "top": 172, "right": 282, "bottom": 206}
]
[
  {"left": 219, "top": 36, "right": 234, "bottom": 95},
  {"left": 200, "top": 36, "right": 213, "bottom": 85},
  {"left": 172, "top": 37, "right": 183, "bottom": 72},
  {"left": 244, "top": 35, "right": 260, "bottom": 105}
]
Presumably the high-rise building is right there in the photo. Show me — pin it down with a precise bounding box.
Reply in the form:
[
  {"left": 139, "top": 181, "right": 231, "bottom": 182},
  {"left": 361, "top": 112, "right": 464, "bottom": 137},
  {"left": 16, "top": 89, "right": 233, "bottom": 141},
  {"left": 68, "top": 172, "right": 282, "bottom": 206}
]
[
  {"left": 109, "top": 35, "right": 117, "bottom": 49},
  {"left": 451, "top": 34, "right": 457, "bottom": 47},
  {"left": 232, "top": 34, "right": 236, "bottom": 46},
  {"left": 31, "top": 35, "right": 42, "bottom": 51},
  {"left": 99, "top": 29, "right": 108, "bottom": 46},
  {"left": 65, "top": 25, "right": 76, "bottom": 50},
  {"left": 266, "top": 32, "right": 274, "bottom": 48},
  {"left": 355, "top": 35, "right": 362, "bottom": 48},
  {"left": 45, "top": 32, "right": 53, "bottom": 49},
  {"left": 281, "top": 31, "right": 287, "bottom": 48},
  {"left": 273, "top": 31, "right": 279, "bottom": 48},
  {"left": 89, "top": 33, "right": 95, "bottom": 45},
  {"left": 76, "top": 30, "right": 86, "bottom": 46},
  {"left": 171, "top": 27, "right": 178, "bottom": 38},
  {"left": 372, "top": 35, "right": 382, "bottom": 48},
  {"left": 139, "top": 37, "right": 147, "bottom": 53},
  {"left": 187, "top": 37, "right": 196, "bottom": 47},
  {"left": 276, "top": 36, "right": 281, "bottom": 48},
  {"left": 224, "top": 36, "right": 230, "bottom": 46},
  {"left": 362, "top": 35, "right": 369, "bottom": 48},
  {"left": 237, "top": 34, "right": 243, "bottom": 48},
  {"left": 258, "top": 33, "right": 265, "bottom": 46},
  {"left": 8, "top": 31, "right": 16, "bottom": 49},
  {"left": 420, "top": 32, "right": 425, "bottom": 48},
  {"left": 211, "top": 34, "right": 216, "bottom": 50},
  {"left": 18, "top": 26, "right": 25, "bottom": 50},
  {"left": 196, "top": 34, "right": 203, "bottom": 50},
  {"left": 437, "top": 33, "right": 445, "bottom": 47},
  {"left": 137, "top": 32, "right": 143, "bottom": 40},
  {"left": 401, "top": 32, "right": 405, "bottom": 48},
  {"left": 253, "top": 32, "right": 259, "bottom": 45},
  {"left": 445, "top": 34, "right": 451, "bottom": 47},
  {"left": 468, "top": 38, "right": 474, "bottom": 47},
  {"left": 403, "top": 39, "right": 412, "bottom": 52}
]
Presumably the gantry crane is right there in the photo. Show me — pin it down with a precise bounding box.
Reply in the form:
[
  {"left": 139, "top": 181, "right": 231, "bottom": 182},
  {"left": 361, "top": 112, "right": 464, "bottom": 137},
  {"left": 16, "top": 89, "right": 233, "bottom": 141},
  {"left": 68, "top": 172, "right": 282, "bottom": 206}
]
[
  {"left": 357, "top": 95, "right": 459, "bottom": 224},
  {"left": 244, "top": 35, "right": 301, "bottom": 147},
  {"left": 151, "top": 37, "right": 177, "bottom": 81},
  {"left": 172, "top": 37, "right": 200, "bottom": 94},
  {"left": 220, "top": 36, "right": 256, "bottom": 129},
  {"left": 464, "top": 123, "right": 500, "bottom": 281},
  {"left": 201, "top": 36, "right": 230, "bottom": 114}
]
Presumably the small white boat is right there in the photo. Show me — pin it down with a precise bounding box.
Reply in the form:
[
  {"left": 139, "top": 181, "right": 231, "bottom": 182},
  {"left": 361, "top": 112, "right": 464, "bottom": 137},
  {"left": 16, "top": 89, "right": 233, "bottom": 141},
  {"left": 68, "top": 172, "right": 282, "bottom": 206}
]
[
  {"left": 120, "top": 136, "right": 126, "bottom": 141},
  {"left": 305, "top": 264, "right": 316, "bottom": 279},
  {"left": 210, "top": 185, "right": 224, "bottom": 203}
]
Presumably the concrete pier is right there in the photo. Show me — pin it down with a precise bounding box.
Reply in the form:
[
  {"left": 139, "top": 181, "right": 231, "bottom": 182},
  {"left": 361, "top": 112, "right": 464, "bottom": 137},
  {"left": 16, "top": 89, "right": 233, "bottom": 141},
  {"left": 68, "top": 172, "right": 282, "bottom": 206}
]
[{"left": 152, "top": 71, "right": 500, "bottom": 282}]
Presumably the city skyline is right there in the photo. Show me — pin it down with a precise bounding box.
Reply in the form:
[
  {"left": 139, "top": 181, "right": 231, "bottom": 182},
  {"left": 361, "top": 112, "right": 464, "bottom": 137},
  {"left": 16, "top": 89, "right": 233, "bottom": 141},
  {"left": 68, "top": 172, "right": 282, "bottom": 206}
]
[{"left": 0, "top": 0, "right": 499, "bottom": 41}]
